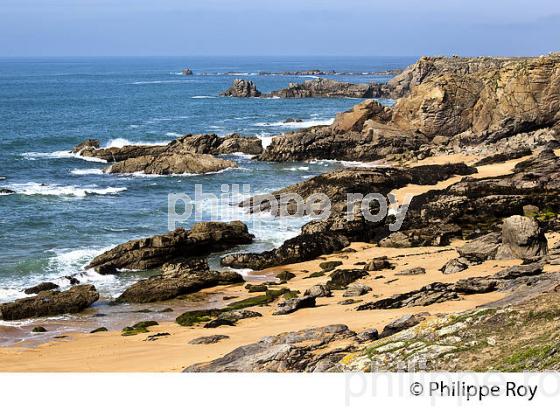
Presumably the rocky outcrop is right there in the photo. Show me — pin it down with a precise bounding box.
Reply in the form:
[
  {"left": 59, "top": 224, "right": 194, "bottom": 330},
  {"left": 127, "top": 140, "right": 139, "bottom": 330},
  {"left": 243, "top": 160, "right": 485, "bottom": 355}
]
[
  {"left": 169, "top": 134, "right": 263, "bottom": 156},
  {"left": 496, "top": 215, "right": 548, "bottom": 259},
  {"left": 116, "top": 269, "right": 244, "bottom": 304},
  {"left": 71, "top": 139, "right": 100, "bottom": 153},
  {"left": 266, "top": 78, "right": 383, "bottom": 99},
  {"left": 357, "top": 263, "right": 544, "bottom": 310},
  {"left": 221, "top": 79, "right": 261, "bottom": 97},
  {"left": 0, "top": 285, "right": 99, "bottom": 321},
  {"left": 87, "top": 221, "right": 254, "bottom": 273},
  {"left": 258, "top": 54, "right": 560, "bottom": 163},
  {"left": 184, "top": 324, "right": 356, "bottom": 372},
  {"left": 221, "top": 233, "right": 349, "bottom": 270},
  {"left": 105, "top": 151, "right": 236, "bottom": 175},
  {"left": 398, "top": 150, "right": 560, "bottom": 242},
  {"left": 181, "top": 68, "right": 193, "bottom": 76}
]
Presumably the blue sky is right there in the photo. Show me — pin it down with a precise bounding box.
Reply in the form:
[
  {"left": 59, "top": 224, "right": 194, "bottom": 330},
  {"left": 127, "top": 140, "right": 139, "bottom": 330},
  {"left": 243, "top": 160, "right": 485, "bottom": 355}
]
[{"left": 0, "top": 0, "right": 559, "bottom": 56}]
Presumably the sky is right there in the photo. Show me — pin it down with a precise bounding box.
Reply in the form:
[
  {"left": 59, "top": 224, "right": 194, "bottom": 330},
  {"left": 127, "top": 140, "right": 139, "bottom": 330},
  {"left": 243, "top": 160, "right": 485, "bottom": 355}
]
[{"left": 0, "top": 0, "right": 559, "bottom": 57}]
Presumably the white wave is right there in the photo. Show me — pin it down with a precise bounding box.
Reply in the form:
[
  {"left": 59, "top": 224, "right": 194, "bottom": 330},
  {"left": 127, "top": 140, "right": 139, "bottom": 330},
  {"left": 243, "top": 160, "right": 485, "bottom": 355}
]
[
  {"left": 228, "top": 152, "right": 255, "bottom": 159},
  {"left": 309, "top": 159, "right": 381, "bottom": 168},
  {"left": 191, "top": 95, "right": 217, "bottom": 99},
  {"left": 285, "top": 166, "right": 309, "bottom": 171},
  {"left": 7, "top": 182, "right": 126, "bottom": 198},
  {"left": 70, "top": 168, "right": 104, "bottom": 176},
  {"left": 0, "top": 288, "right": 27, "bottom": 303},
  {"left": 22, "top": 151, "right": 108, "bottom": 163},
  {"left": 104, "top": 138, "right": 169, "bottom": 148},
  {"left": 254, "top": 118, "right": 334, "bottom": 129},
  {"left": 256, "top": 133, "right": 274, "bottom": 149},
  {"left": 165, "top": 132, "right": 184, "bottom": 137}
]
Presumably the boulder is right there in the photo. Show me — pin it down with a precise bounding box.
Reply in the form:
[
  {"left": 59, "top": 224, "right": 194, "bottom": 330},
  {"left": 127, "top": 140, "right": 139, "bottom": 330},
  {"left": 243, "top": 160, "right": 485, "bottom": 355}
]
[
  {"left": 366, "top": 256, "right": 395, "bottom": 271},
  {"left": 273, "top": 295, "right": 316, "bottom": 315},
  {"left": 379, "top": 313, "right": 429, "bottom": 338},
  {"left": 181, "top": 68, "right": 193, "bottom": 76},
  {"left": 304, "top": 285, "right": 332, "bottom": 298},
  {"left": 495, "top": 215, "right": 548, "bottom": 259},
  {"left": 171, "top": 134, "right": 263, "bottom": 156},
  {"left": 440, "top": 257, "right": 470, "bottom": 274},
  {"left": 0, "top": 285, "right": 99, "bottom": 321},
  {"left": 87, "top": 221, "right": 253, "bottom": 272},
  {"left": 221, "top": 79, "right": 261, "bottom": 97},
  {"left": 457, "top": 232, "right": 502, "bottom": 261},
  {"left": 356, "top": 328, "right": 379, "bottom": 342},
  {"left": 326, "top": 269, "right": 368, "bottom": 290},
  {"left": 319, "top": 261, "right": 343, "bottom": 272},
  {"left": 24, "top": 282, "right": 59, "bottom": 295},
  {"left": 343, "top": 283, "right": 372, "bottom": 297}
]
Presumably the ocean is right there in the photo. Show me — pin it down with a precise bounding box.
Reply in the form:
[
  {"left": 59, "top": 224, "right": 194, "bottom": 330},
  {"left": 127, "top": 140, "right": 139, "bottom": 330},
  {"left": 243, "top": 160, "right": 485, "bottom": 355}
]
[{"left": 0, "top": 56, "right": 414, "bottom": 343}]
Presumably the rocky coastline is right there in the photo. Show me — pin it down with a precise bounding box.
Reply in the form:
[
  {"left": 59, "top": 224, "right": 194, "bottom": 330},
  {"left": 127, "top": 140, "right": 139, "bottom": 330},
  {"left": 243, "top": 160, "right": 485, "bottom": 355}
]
[{"left": 3, "top": 54, "right": 560, "bottom": 372}]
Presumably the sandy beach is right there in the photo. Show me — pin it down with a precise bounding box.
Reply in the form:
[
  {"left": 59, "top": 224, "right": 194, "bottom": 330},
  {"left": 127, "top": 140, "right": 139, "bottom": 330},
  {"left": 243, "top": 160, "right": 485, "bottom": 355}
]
[{"left": 0, "top": 152, "right": 543, "bottom": 372}]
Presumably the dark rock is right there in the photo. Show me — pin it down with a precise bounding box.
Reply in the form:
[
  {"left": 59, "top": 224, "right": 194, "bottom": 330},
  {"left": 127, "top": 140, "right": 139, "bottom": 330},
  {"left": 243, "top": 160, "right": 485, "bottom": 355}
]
[
  {"left": 216, "top": 310, "right": 262, "bottom": 322},
  {"left": 176, "top": 309, "right": 222, "bottom": 327},
  {"left": 319, "top": 261, "right": 343, "bottom": 272},
  {"left": 0, "top": 188, "right": 15, "bottom": 195},
  {"left": 356, "top": 328, "right": 379, "bottom": 342},
  {"left": 221, "top": 79, "right": 261, "bottom": 97},
  {"left": 395, "top": 267, "right": 426, "bottom": 276},
  {"left": 366, "top": 256, "right": 394, "bottom": 271},
  {"left": 440, "top": 257, "right": 471, "bottom": 274},
  {"left": 473, "top": 148, "right": 532, "bottom": 166},
  {"left": 181, "top": 68, "right": 193, "bottom": 76},
  {"left": 87, "top": 221, "right": 253, "bottom": 272},
  {"left": 245, "top": 284, "right": 268, "bottom": 293},
  {"left": 221, "top": 233, "right": 349, "bottom": 270},
  {"left": 326, "top": 269, "right": 368, "bottom": 290},
  {"left": 338, "top": 299, "right": 361, "bottom": 305},
  {"left": 0, "top": 285, "right": 99, "bottom": 321},
  {"left": 379, "top": 313, "right": 429, "bottom": 338},
  {"left": 273, "top": 295, "right": 316, "bottom": 315},
  {"left": 90, "top": 327, "right": 108, "bottom": 333},
  {"left": 116, "top": 269, "right": 244, "bottom": 303},
  {"left": 275, "top": 271, "right": 296, "bottom": 282},
  {"left": 204, "top": 318, "right": 236, "bottom": 328},
  {"left": 32, "top": 326, "right": 47, "bottom": 333},
  {"left": 189, "top": 335, "right": 230, "bottom": 345},
  {"left": 24, "top": 282, "right": 59, "bottom": 295},
  {"left": 145, "top": 332, "right": 171, "bottom": 341}
]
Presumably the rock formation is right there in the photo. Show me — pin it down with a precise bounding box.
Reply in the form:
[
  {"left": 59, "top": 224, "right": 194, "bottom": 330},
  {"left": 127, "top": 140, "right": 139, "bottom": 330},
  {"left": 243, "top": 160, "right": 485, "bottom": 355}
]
[
  {"left": 265, "top": 78, "right": 382, "bottom": 99},
  {"left": 116, "top": 268, "right": 244, "bottom": 304},
  {"left": 258, "top": 54, "right": 560, "bottom": 163},
  {"left": 105, "top": 152, "right": 236, "bottom": 175},
  {"left": 0, "top": 285, "right": 99, "bottom": 321},
  {"left": 185, "top": 324, "right": 356, "bottom": 372},
  {"left": 496, "top": 215, "right": 548, "bottom": 259},
  {"left": 87, "top": 221, "right": 254, "bottom": 273},
  {"left": 221, "top": 79, "right": 261, "bottom": 97}
]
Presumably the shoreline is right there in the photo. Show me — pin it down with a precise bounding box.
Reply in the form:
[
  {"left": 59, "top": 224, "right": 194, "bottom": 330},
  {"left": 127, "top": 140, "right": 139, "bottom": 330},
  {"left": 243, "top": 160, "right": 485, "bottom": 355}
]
[{"left": 0, "top": 151, "right": 548, "bottom": 371}]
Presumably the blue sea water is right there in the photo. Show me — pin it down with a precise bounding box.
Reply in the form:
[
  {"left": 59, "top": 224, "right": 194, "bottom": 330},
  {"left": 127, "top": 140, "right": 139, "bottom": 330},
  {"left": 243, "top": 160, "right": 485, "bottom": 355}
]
[{"left": 0, "top": 56, "right": 414, "bottom": 307}]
